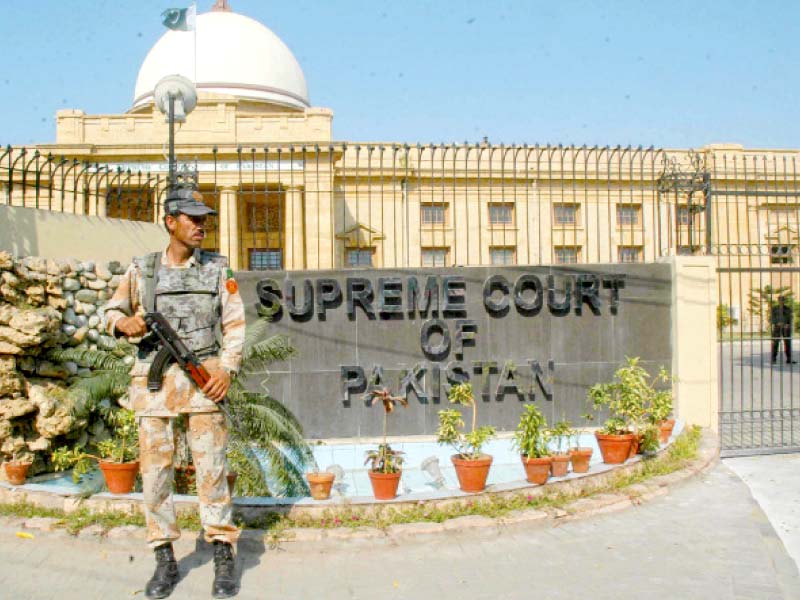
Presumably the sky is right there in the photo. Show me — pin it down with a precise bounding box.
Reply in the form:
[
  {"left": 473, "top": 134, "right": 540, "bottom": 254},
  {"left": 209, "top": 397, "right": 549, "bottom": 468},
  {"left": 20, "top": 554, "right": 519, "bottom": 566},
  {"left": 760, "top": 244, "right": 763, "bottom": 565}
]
[{"left": 0, "top": 0, "right": 797, "bottom": 149}]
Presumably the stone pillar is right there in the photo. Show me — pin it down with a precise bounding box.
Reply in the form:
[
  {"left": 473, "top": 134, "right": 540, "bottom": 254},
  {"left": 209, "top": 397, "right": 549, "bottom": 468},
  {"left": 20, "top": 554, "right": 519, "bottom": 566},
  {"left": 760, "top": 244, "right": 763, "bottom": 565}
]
[
  {"left": 284, "top": 186, "right": 305, "bottom": 270},
  {"left": 660, "top": 256, "right": 719, "bottom": 431},
  {"left": 218, "top": 187, "right": 240, "bottom": 270}
]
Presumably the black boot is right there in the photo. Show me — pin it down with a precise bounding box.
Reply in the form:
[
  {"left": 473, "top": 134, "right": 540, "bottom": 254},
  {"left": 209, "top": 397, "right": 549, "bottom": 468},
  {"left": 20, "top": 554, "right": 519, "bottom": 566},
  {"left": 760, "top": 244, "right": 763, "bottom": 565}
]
[
  {"left": 145, "top": 543, "right": 179, "bottom": 599},
  {"left": 212, "top": 541, "right": 238, "bottom": 598}
]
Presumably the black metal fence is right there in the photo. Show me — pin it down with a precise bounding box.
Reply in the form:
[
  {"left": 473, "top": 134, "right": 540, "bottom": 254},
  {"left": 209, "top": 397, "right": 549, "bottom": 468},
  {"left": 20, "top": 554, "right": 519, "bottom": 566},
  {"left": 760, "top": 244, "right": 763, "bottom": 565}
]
[{"left": 2, "top": 142, "right": 800, "bottom": 453}]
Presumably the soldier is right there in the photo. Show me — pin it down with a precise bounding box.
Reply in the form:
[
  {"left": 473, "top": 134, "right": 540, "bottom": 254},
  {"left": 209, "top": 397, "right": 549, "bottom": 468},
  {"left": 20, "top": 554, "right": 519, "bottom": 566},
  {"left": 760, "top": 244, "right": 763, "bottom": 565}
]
[
  {"left": 770, "top": 295, "right": 795, "bottom": 364},
  {"left": 103, "top": 186, "right": 245, "bottom": 599}
]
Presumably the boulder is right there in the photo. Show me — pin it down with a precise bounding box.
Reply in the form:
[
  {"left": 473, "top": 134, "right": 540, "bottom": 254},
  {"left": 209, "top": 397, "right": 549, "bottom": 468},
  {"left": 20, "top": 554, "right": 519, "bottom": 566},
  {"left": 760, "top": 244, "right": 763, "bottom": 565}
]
[
  {"left": 26, "top": 437, "right": 50, "bottom": 452},
  {"left": 108, "top": 261, "right": 125, "bottom": 275},
  {"left": 75, "top": 289, "right": 98, "bottom": 304},
  {"left": 80, "top": 261, "right": 95, "bottom": 273},
  {"left": 45, "top": 259, "right": 61, "bottom": 276},
  {"left": 0, "top": 370, "right": 24, "bottom": 397},
  {"left": 62, "top": 277, "right": 80, "bottom": 292},
  {"left": 0, "top": 304, "right": 13, "bottom": 325},
  {"left": 62, "top": 307, "right": 77, "bottom": 325},
  {"left": 0, "top": 251, "right": 13, "bottom": 270},
  {"left": 98, "top": 335, "right": 117, "bottom": 351},
  {"left": 82, "top": 303, "right": 97, "bottom": 316},
  {"left": 10, "top": 307, "right": 60, "bottom": 336},
  {"left": 0, "top": 326, "right": 41, "bottom": 348},
  {"left": 47, "top": 296, "right": 68, "bottom": 311},
  {"left": 95, "top": 263, "right": 113, "bottom": 281},
  {"left": 46, "top": 282, "right": 63, "bottom": 296},
  {"left": 0, "top": 356, "right": 15, "bottom": 374},
  {"left": 87, "top": 279, "right": 107, "bottom": 291},
  {"left": 71, "top": 326, "right": 89, "bottom": 344},
  {"left": 29, "top": 384, "right": 74, "bottom": 439},
  {"left": 0, "top": 341, "right": 23, "bottom": 355},
  {"left": 86, "top": 329, "right": 100, "bottom": 343},
  {"left": 1, "top": 271, "right": 20, "bottom": 286},
  {"left": 36, "top": 361, "right": 70, "bottom": 379},
  {"left": 1, "top": 435, "right": 26, "bottom": 457},
  {"left": 0, "top": 284, "right": 22, "bottom": 304},
  {"left": 0, "top": 398, "right": 37, "bottom": 419},
  {"left": 23, "top": 257, "right": 48, "bottom": 273},
  {"left": 64, "top": 258, "right": 82, "bottom": 274}
]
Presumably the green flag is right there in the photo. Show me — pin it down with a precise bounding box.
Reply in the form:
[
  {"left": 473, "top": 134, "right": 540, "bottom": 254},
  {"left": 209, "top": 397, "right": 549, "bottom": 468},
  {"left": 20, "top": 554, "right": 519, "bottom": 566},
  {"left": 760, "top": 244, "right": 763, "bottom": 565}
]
[{"left": 162, "top": 5, "right": 196, "bottom": 31}]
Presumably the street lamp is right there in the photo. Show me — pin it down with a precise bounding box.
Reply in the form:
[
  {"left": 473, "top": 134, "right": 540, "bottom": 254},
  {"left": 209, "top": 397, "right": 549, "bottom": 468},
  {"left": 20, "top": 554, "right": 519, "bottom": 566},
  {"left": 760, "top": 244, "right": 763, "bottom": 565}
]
[{"left": 153, "top": 74, "right": 198, "bottom": 190}]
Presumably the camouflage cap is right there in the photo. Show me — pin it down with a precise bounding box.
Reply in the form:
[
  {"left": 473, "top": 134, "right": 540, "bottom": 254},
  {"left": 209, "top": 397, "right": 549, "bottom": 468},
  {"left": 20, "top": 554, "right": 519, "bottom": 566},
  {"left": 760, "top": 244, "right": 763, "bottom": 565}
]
[{"left": 164, "top": 187, "right": 217, "bottom": 217}]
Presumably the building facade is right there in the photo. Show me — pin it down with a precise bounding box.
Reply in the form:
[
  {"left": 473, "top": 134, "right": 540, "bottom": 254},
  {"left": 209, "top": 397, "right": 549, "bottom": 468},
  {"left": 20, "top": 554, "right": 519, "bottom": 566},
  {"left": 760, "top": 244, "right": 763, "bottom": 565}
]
[{"left": 1, "top": 4, "right": 798, "bottom": 332}]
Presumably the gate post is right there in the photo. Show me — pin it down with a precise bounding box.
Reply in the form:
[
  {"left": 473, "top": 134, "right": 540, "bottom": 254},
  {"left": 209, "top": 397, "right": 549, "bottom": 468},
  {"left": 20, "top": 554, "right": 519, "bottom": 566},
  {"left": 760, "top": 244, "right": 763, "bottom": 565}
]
[{"left": 660, "top": 256, "right": 719, "bottom": 431}]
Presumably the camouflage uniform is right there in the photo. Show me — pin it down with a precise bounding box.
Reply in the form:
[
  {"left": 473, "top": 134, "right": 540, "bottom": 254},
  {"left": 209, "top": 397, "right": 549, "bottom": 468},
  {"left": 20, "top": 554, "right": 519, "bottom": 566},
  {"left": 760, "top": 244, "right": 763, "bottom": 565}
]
[{"left": 103, "top": 249, "right": 245, "bottom": 549}]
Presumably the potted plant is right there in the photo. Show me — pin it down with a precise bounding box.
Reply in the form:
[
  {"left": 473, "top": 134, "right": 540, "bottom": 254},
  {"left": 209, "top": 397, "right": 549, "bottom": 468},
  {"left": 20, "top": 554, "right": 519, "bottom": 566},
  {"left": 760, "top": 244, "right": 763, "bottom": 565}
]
[
  {"left": 437, "top": 382, "right": 496, "bottom": 492},
  {"left": 513, "top": 404, "right": 552, "bottom": 485},
  {"left": 593, "top": 417, "right": 635, "bottom": 464},
  {"left": 546, "top": 419, "right": 572, "bottom": 477},
  {"left": 647, "top": 369, "right": 675, "bottom": 443},
  {"left": 568, "top": 412, "right": 594, "bottom": 473},
  {"left": 52, "top": 408, "right": 140, "bottom": 494},
  {"left": 589, "top": 357, "right": 668, "bottom": 463},
  {"left": 305, "top": 468, "right": 335, "bottom": 500},
  {"left": 364, "top": 387, "right": 407, "bottom": 500},
  {"left": 3, "top": 450, "right": 34, "bottom": 486}
]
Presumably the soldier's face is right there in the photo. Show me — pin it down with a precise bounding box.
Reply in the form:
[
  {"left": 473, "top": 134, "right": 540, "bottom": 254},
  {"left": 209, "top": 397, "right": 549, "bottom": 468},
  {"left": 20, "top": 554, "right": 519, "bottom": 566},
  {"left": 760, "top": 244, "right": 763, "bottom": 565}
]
[{"left": 168, "top": 213, "right": 206, "bottom": 248}]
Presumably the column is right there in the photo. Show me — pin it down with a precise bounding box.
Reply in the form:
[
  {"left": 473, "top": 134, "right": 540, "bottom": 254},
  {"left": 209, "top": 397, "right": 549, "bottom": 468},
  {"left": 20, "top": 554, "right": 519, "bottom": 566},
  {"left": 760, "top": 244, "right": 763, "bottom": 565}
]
[
  {"left": 660, "top": 255, "right": 719, "bottom": 431},
  {"left": 284, "top": 186, "right": 305, "bottom": 270},
  {"left": 218, "top": 187, "right": 240, "bottom": 270}
]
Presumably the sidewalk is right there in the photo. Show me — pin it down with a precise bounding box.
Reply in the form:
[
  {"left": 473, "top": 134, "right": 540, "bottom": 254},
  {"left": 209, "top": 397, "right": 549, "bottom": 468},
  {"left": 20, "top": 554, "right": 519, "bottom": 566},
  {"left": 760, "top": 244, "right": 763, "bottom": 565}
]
[
  {"left": 726, "top": 453, "right": 800, "bottom": 572},
  {"left": 0, "top": 461, "right": 798, "bottom": 599}
]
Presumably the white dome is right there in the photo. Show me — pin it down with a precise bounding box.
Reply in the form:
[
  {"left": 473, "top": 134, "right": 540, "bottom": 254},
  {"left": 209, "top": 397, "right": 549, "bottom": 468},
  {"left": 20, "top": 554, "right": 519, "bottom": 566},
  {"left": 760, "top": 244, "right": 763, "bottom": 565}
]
[{"left": 133, "top": 11, "right": 309, "bottom": 110}]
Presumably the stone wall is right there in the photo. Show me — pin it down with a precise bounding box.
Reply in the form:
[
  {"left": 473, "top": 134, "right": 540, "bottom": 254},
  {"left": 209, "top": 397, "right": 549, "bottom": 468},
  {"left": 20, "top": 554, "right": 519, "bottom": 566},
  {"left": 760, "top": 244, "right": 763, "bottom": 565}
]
[{"left": 0, "top": 251, "right": 130, "bottom": 474}]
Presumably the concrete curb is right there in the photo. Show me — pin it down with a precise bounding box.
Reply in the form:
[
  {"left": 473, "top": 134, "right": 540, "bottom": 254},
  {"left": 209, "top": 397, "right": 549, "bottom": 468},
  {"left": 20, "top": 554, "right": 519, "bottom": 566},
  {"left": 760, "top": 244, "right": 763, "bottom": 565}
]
[{"left": 1, "top": 428, "right": 719, "bottom": 545}]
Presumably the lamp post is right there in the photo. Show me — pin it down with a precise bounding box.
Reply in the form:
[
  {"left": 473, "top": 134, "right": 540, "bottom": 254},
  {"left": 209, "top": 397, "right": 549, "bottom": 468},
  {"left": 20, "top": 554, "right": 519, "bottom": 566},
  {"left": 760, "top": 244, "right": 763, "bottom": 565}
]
[{"left": 154, "top": 75, "right": 198, "bottom": 191}]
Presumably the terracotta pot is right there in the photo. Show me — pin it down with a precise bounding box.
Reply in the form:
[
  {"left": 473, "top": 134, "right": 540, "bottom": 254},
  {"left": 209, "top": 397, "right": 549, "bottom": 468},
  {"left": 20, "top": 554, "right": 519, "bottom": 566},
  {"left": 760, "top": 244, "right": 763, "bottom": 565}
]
[
  {"left": 658, "top": 419, "right": 676, "bottom": 444},
  {"left": 451, "top": 455, "right": 493, "bottom": 492},
  {"left": 568, "top": 447, "right": 593, "bottom": 473},
  {"left": 520, "top": 455, "right": 552, "bottom": 485},
  {"left": 629, "top": 433, "right": 642, "bottom": 458},
  {"left": 99, "top": 460, "right": 140, "bottom": 494},
  {"left": 368, "top": 470, "right": 402, "bottom": 500},
  {"left": 174, "top": 465, "right": 196, "bottom": 494},
  {"left": 4, "top": 461, "right": 32, "bottom": 486},
  {"left": 595, "top": 432, "right": 635, "bottom": 464},
  {"left": 306, "top": 472, "right": 335, "bottom": 500},
  {"left": 550, "top": 453, "right": 571, "bottom": 477},
  {"left": 227, "top": 471, "right": 238, "bottom": 496}
]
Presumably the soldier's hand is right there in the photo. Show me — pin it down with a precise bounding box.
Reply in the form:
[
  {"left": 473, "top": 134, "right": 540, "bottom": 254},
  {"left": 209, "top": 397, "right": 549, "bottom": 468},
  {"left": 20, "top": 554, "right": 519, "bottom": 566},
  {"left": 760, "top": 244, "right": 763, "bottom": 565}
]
[
  {"left": 116, "top": 315, "right": 147, "bottom": 338},
  {"left": 202, "top": 368, "right": 231, "bottom": 403}
]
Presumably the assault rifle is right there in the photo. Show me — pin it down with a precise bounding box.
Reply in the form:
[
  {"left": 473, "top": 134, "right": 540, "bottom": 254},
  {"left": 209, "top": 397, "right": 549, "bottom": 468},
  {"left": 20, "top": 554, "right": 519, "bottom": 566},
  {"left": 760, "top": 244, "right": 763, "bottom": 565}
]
[{"left": 143, "top": 311, "right": 239, "bottom": 426}]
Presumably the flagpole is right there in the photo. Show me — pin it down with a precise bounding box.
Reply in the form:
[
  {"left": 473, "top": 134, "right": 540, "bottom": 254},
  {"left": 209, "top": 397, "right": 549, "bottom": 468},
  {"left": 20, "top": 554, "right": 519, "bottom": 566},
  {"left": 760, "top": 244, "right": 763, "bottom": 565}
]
[{"left": 192, "top": 2, "right": 197, "bottom": 83}]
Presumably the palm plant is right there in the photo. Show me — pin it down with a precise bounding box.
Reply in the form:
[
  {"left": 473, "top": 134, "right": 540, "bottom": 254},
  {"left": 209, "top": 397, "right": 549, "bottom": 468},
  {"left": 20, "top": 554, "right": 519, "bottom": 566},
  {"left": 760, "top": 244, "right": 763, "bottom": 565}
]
[
  {"left": 48, "top": 305, "right": 313, "bottom": 497},
  {"left": 223, "top": 304, "right": 313, "bottom": 497}
]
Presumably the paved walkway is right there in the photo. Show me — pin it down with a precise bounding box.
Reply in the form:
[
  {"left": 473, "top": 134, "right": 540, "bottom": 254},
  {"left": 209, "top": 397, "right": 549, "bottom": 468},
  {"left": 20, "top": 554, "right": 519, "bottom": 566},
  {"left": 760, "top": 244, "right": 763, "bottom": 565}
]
[
  {"left": 726, "top": 453, "right": 800, "bottom": 572},
  {"left": 0, "top": 461, "right": 798, "bottom": 599}
]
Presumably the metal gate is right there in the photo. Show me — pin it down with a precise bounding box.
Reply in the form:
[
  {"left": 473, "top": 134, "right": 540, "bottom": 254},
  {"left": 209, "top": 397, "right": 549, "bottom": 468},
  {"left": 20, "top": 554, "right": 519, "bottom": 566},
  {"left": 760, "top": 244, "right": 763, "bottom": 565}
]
[{"left": 659, "top": 150, "right": 800, "bottom": 456}]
